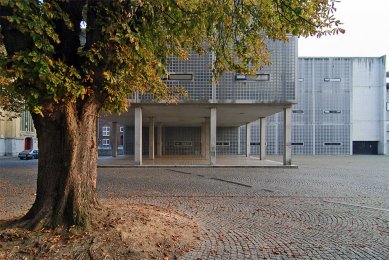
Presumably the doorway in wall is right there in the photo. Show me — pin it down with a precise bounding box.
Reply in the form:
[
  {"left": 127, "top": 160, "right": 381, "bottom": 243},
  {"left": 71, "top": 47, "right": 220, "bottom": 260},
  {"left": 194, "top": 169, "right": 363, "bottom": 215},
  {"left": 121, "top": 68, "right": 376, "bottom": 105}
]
[
  {"left": 24, "top": 137, "right": 33, "bottom": 150},
  {"left": 352, "top": 141, "right": 378, "bottom": 155}
]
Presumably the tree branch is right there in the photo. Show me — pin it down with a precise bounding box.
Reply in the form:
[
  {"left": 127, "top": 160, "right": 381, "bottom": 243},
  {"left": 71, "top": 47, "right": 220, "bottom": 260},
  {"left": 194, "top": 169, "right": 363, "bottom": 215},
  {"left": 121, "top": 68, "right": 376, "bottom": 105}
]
[{"left": 0, "top": 6, "right": 33, "bottom": 56}]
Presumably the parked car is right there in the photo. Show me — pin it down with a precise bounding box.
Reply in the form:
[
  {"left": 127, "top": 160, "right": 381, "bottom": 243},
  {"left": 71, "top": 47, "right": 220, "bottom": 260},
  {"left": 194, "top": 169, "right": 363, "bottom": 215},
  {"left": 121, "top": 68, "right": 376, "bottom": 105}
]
[{"left": 18, "top": 149, "right": 39, "bottom": 160}]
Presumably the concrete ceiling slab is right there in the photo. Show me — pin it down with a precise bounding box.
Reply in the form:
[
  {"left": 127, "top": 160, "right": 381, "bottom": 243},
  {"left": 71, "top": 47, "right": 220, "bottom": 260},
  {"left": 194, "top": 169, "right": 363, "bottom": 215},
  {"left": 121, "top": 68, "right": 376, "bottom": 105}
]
[{"left": 101, "top": 103, "right": 292, "bottom": 127}]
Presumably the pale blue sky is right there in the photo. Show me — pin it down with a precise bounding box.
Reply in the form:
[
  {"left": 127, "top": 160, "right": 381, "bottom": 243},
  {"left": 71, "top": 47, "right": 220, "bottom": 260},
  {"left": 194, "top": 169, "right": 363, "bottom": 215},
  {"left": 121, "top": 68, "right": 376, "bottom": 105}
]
[{"left": 298, "top": 0, "right": 389, "bottom": 70}]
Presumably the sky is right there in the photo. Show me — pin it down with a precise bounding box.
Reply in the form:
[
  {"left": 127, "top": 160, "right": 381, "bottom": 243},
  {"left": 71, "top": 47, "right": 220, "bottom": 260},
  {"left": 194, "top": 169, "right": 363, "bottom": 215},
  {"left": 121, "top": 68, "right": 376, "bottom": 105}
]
[{"left": 298, "top": 0, "right": 389, "bottom": 70}]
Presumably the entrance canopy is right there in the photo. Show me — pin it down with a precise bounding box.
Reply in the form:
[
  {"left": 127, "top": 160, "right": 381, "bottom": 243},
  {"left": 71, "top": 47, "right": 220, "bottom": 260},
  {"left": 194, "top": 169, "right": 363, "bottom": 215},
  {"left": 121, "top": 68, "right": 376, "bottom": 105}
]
[{"left": 102, "top": 102, "right": 292, "bottom": 127}]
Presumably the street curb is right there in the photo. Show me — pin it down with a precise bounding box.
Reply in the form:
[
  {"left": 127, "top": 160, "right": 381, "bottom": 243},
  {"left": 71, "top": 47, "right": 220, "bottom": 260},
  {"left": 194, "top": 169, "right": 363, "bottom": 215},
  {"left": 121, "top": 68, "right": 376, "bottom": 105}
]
[{"left": 97, "top": 164, "right": 298, "bottom": 169}]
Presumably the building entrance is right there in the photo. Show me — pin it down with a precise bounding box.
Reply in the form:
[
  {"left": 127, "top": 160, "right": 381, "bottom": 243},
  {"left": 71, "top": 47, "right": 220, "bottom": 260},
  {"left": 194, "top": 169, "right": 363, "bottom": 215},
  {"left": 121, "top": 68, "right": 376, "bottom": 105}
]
[
  {"left": 24, "top": 137, "right": 33, "bottom": 150},
  {"left": 353, "top": 141, "right": 378, "bottom": 155}
]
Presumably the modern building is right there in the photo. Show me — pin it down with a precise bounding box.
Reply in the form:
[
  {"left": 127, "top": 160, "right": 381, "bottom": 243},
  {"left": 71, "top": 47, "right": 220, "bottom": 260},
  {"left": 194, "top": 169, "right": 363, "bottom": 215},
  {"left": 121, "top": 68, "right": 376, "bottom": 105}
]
[
  {"left": 101, "top": 45, "right": 388, "bottom": 162},
  {"left": 260, "top": 56, "right": 388, "bottom": 155},
  {"left": 102, "top": 38, "right": 298, "bottom": 165},
  {"left": 3, "top": 47, "right": 386, "bottom": 160},
  {"left": 0, "top": 110, "right": 38, "bottom": 156}
]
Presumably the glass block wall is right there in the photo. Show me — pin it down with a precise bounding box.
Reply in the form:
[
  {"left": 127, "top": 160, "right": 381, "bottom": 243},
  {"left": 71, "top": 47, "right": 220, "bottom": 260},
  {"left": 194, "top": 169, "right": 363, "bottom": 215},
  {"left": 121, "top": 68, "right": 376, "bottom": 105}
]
[
  {"left": 121, "top": 57, "right": 386, "bottom": 157},
  {"left": 216, "top": 127, "right": 240, "bottom": 155},
  {"left": 217, "top": 38, "right": 297, "bottom": 102},
  {"left": 264, "top": 58, "right": 353, "bottom": 155},
  {"left": 163, "top": 127, "right": 201, "bottom": 155},
  {"left": 137, "top": 37, "right": 297, "bottom": 103}
]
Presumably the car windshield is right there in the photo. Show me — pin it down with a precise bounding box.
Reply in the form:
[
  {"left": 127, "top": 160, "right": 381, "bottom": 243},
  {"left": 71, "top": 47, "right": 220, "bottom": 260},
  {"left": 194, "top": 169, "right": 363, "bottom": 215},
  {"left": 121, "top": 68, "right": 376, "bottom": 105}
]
[{"left": 22, "top": 150, "right": 31, "bottom": 153}]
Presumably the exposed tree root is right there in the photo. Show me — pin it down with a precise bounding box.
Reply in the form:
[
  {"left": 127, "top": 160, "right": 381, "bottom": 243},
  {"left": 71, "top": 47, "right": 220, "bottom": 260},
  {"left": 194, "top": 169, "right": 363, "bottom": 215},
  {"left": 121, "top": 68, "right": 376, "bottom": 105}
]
[{"left": 0, "top": 203, "right": 199, "bottom": 259}]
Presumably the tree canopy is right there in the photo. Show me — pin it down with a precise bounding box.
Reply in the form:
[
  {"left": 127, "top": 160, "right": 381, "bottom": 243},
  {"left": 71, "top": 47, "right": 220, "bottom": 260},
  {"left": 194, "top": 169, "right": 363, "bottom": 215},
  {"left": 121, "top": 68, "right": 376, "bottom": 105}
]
[
  {"left": 0, "top": 0, "right": 343, "bottom": 230},
  {"left": 0, "top": 0, "right": 343, "bottom": 116}
]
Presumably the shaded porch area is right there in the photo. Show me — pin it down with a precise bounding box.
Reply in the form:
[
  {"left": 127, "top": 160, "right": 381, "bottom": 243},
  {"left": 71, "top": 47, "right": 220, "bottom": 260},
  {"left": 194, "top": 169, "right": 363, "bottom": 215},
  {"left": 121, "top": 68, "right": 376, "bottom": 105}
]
[{"left": 101, "top": 103, "right": 294, "bottom": 166}]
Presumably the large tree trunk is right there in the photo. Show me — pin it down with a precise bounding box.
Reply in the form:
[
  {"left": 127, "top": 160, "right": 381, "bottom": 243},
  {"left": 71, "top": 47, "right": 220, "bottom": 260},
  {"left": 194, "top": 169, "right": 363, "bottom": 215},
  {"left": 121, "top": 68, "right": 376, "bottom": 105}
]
[{"left": 19, "top": 102, "right": 100, "bottom": 230}]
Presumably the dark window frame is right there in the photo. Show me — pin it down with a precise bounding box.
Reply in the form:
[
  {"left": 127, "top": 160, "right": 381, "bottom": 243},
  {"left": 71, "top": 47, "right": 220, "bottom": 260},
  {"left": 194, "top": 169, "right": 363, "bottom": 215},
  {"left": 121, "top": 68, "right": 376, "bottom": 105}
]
[
  {"left": 235, "top": 73, "right": 270, "bottom": 81},
  {"left": 324, "top": 142, "right": 342, "bottom": 146},
  {"left": 323, "top": 110, "right": 341, "bottom": 114},
  {"left": 165, "top": 73, "right": 194, "bottom": 81},
  {"left": 292, "top": 110, "right": 304, "bottom": 114},
  {"left": 217, "top": 141, "right": 231, "bottom": 147},
  {"left": 324, "top": 78, "right": 341, "bottom": 82},
  {"left": 174, "top": 141, "right": 193, "bottom": 147}
]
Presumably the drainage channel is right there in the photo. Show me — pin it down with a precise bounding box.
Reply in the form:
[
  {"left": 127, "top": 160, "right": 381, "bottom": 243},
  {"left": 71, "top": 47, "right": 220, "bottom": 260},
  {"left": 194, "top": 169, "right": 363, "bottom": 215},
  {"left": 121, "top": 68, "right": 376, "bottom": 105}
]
[
  {"left": 167, "top": 169, "right": 192, "bottom": 175},
  {"left": 210, "top": 177, "right": 252, "bottom": 188},
  {"left": 167, "top": 169, "right": 252, "bottom": 188}
]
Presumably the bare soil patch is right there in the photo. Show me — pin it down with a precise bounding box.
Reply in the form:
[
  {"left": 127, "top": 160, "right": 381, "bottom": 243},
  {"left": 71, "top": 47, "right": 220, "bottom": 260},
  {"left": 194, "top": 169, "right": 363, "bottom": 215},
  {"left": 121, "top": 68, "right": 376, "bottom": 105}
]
[{"left": 0, "top": 203, "right": 199, "bottom": 259}]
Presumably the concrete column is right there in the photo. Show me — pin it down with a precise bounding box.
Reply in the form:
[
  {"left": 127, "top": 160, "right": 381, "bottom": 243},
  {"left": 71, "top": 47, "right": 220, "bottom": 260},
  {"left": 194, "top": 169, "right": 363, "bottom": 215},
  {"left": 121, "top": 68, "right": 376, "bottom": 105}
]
[
  {"left": 205, "top": 118, "right": 210, "bottom": 160},
  {"left": 237, "top": 126, "right": 241, "bottom": 155},
  {"left": 149, "top": 117, "right": 155, "bottom": 160},
  {"left": 312, "top": 62, "right": 316, "bottom": 155},
  {"left": 245, "top": 123, "right": 251, "bottom": 157},
  {"left": 275, "top": 113, "right": 279, "bottom": 155},
  {"left": 260, "top": 117, "right": 267, "bottom": 160},
  {"left": 283, "top": 107, "right": 292, "bottom": 165},
  {"left": 134, "top": 107, "right": 142, "bottom": 165},
  {"left": 162, "top": 127, "right": 166, "bottom": 155},
  {"left": 157, "top": 123, "right": 162, "bottom": 157},
  {"left": 111, "top": 122, "right": 118, "bottom": 157},
  {"left": 201, "top": 122, "right": 206, "bottom": 157},
  {"left": 210, "top": 108, "right": 217, "bottom": 165}
]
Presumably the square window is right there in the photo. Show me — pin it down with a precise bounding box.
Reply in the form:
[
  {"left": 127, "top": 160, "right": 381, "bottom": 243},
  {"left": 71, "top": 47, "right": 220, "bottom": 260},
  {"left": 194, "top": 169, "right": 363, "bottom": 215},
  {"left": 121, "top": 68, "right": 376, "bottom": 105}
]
[
  {"left": 102, "top": 139, "right": 110, "bottom": 145},
  {"left": 102, "top": 126, "right": 110, "bottom": 136},
  {"left": 120, "top": 126, "right": 124, "bottom": 133}
]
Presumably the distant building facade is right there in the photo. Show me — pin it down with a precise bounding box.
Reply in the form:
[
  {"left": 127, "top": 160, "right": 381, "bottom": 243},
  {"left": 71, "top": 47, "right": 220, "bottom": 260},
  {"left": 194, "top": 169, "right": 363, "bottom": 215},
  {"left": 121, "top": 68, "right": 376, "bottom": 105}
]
[
  {"left": 260, "top": 56, "right": 388, "bottom": 155},
  {"left": 97, "top": 118, "right": 125, "bottom": 156},
  {"left": 0, "top": 110, "right": 38, "bottom": 156}
]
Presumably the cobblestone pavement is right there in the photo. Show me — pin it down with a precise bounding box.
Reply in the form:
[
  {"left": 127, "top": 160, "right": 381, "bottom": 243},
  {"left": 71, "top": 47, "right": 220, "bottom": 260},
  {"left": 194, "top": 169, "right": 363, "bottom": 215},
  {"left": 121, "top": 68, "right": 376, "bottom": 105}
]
[{"left": 1, "top": 156, "right": 388, "bottom": 259}]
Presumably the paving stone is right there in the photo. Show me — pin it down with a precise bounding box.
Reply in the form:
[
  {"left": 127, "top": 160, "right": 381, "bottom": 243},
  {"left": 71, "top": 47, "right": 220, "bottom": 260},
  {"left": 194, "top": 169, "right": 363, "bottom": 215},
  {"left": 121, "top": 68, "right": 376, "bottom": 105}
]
[{"left": 1, "top": 156, "right": 388, "bottom": 259}]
